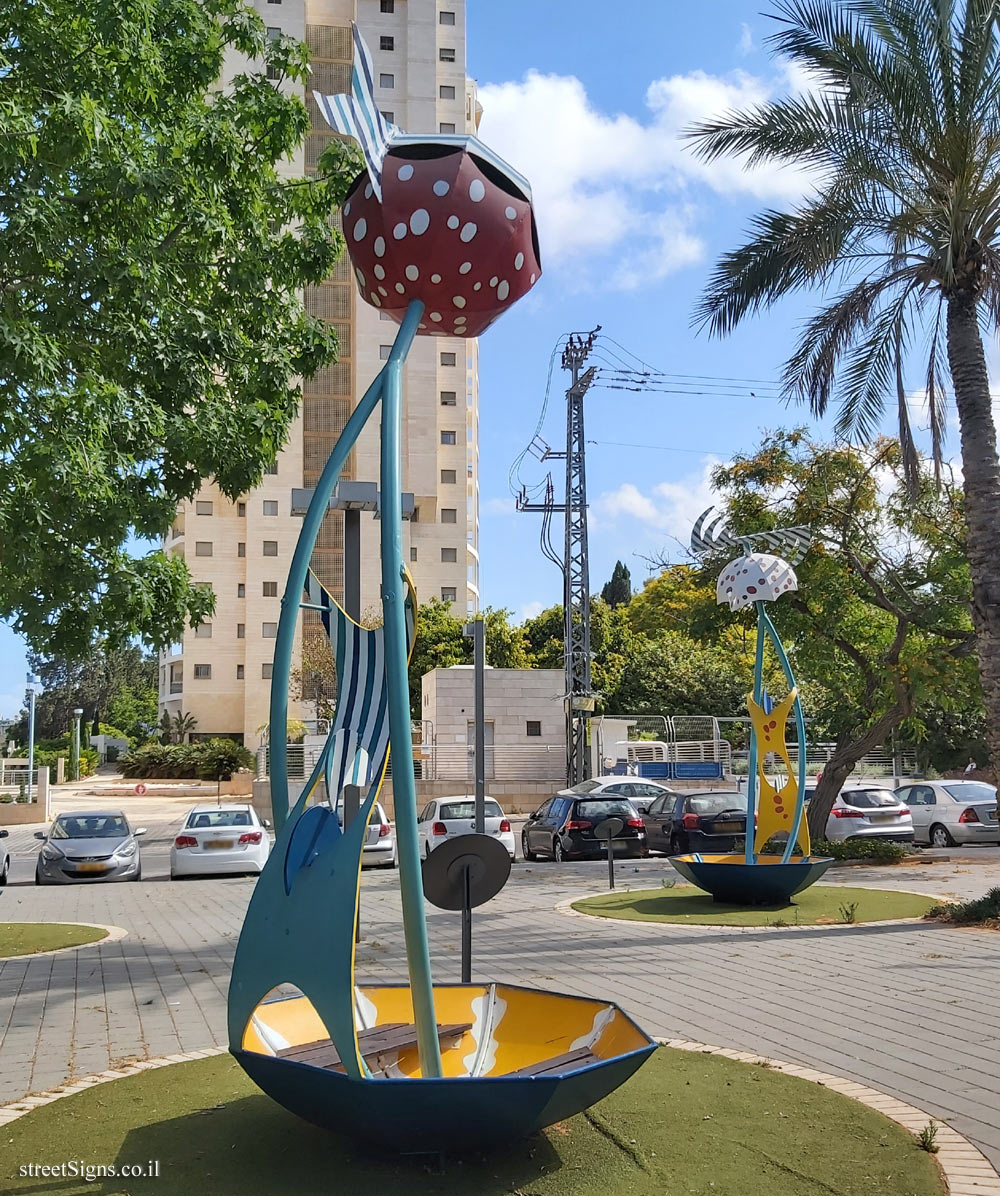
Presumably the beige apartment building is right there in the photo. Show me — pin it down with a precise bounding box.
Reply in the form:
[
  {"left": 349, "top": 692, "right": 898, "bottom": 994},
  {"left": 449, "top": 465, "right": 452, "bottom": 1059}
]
[{"left": 159, "top": 0, "right": 480, "bottom": 747}]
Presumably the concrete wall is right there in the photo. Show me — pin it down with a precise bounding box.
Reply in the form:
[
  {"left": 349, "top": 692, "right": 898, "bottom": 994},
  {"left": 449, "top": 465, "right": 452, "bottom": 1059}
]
[{"left": 422, "top": 666, "right": 565, "bottom": 748}]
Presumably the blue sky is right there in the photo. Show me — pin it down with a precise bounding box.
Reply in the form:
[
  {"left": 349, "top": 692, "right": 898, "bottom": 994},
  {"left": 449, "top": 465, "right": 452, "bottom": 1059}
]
[{"left": 0, "top": 1, "right": 955, "bottom": 716}]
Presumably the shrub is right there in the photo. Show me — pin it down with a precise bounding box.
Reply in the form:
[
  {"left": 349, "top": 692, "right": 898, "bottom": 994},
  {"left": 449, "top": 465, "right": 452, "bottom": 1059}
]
[
  {"left": 812, "top": 838, "right": 909, "bottom": 862},
  {"left": 117, "top": 739, "right": 253, "bottom": 780},
  {"left": 194, "top": 739, "right": 255, "bottom": 781},
  {"left": 926, "top": 887, "right": 1000, "bottom": 928}
]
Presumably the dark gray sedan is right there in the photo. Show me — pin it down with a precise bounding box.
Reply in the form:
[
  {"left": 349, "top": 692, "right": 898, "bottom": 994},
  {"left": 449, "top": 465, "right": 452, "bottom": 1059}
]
[{"left": 35, "top": 811, "right": 146, "bottom": 885}]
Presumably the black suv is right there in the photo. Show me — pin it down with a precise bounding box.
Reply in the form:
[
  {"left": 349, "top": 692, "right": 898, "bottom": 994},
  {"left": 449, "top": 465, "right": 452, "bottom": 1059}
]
[{"left": 522, "top": 794, "right": 648, "bottom": 862}]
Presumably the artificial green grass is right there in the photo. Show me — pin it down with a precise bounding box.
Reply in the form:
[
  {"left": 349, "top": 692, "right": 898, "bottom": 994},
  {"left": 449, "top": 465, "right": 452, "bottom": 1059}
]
[
  {"left": 572, "top": 884, "right": 937, "bottom": 927},
  {"left": 0, "top": 922, "right": 107, "bottom": 957},
  {"left": 3, "top": 1048, "right": 944, "bottom": 1196}
]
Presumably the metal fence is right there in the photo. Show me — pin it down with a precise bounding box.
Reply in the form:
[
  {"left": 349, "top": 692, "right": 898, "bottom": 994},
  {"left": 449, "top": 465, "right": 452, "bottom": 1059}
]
[
  {"left": 729, "top": 743, "right": 918, "bottom": 778},
  {"left": 617, "top": 739, "right": 733, "bottom": 771},
  {"left": 0, "top": 768, "right": 39, "bottom": 799}
]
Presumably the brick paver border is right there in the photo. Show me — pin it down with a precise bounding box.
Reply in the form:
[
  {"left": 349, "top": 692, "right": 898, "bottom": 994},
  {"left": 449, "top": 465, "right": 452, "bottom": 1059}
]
[
  {"left": 0, "top": 922, "right": 127, "bottom": 959},
  {"left": 1, "top": 1039, "right": 996, "bottom": 1193}
]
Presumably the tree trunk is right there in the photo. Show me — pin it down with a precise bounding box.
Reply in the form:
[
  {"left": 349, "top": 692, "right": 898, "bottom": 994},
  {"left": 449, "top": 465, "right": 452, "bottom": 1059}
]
[{"left": 946, "top": 293, "right": 1000, "bottom": 769}]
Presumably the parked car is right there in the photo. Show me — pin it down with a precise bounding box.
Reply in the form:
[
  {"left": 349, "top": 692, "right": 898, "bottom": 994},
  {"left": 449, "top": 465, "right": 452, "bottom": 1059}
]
[
  {"left": 642, "top": 790, "right": 748, "bottom": 855},
  {"left": 417, "top": 796, "right": 515, "bottom": 860},
  {"left": 562, "top": 776, "right": 680, "bottom": 814},
  {"left": 0, "top": 828, "right": 9, "bottom": 885},
  {"left": 171, "top": 804, "right": 270, "bottom": 878},
  {"left": 804, "top": 785, "right": 913, "bottom": 844},
  {"left": 894, "top": 779, "right": 999, "bottom": 846},
  {"left": 522, "top": 793, "right": 648, "bottom": 862},
  {"left": 334, "top": 800, "right": 397, "bottom": 868},
  {"left": 35, "top": 811, "right": 146, "bottom": 885}
]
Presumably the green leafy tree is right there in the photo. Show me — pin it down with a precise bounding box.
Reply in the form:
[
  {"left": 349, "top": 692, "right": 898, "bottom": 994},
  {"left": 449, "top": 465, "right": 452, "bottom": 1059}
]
[
  {"left": 601, "top": 561, "right": 632, "bottom": 608},
  {"left": 686, "top": 0, "right": 1000, "bottom": 771},
  {"left": 608, "top": 630, "right": 749, "bottom": 718},
  {"left": 1, "top": 0, "right": 357, "bottom": 655}
]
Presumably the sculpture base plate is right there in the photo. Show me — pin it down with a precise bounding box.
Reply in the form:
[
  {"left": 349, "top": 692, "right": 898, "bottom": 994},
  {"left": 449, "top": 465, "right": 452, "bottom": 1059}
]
[{"left": 668, "top": 854, "right": 835, "bottom": 904}]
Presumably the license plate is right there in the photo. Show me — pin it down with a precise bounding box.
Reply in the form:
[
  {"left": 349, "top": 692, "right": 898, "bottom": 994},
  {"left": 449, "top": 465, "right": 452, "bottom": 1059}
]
[
  {"left": 205, "top": 839, "right": 234, "bottom": 850},
  {"left": 714, "top": 822, "right": 741, "bottom": 833},
  {"left": 872, "top": 814, "right": 897, "bottom": 823},
  {"left": 75, "top": 862, "right": 107, "bottom": 873}
]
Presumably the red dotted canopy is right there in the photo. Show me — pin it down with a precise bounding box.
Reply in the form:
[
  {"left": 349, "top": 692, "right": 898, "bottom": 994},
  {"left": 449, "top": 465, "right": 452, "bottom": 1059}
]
[{"left": 342, "top": 145, "right": 542, "bottom": 338}]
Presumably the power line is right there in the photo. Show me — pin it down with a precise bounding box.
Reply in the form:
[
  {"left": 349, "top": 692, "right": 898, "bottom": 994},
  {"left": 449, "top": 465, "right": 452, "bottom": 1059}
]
[{"left": 587, "top": 438, "right": 728, "bottom": 456}]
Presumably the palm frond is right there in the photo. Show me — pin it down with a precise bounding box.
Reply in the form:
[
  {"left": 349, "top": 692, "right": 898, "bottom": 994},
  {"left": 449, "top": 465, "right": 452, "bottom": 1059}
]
[{"left": 925, "top": 294, "right": 948, "bottom": 480}]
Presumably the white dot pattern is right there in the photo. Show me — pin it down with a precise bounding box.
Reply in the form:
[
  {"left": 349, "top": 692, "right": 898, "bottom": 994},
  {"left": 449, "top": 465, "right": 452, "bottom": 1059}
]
[
  {"left": 405, "top": 264, "right": 419, "bottom": 281},
  {"left": 459, "top": 262, "right": 472, "bottom": 274},
  {"left": 409, "top": 208, "right": 430, "bottom": 235},
  {"left": 433, "top": 180, "right": 450, "bottom": 196},
  {"left": 469, "top": 179, "right": 485, "bottom": 202},
  {"left": 460, "top": 222, "right": 477, "bottom": 242},
  {"left": 374, "top": 236, "right": 386, "bottom": 257},
  {"left": 447, "top": 215, "right": 460, "bottom": 229},
  {"left": 353, "top": 218, "right": 367, "bottom": 241},
  {"left": 393, "top": 222, "right": 407, "bottom": 239},
  {"left": 397, "top": 164, "right": 414, "bottom": 181},
  {"left": 505, "top": 206, "right": 517, "bottom": 219}
]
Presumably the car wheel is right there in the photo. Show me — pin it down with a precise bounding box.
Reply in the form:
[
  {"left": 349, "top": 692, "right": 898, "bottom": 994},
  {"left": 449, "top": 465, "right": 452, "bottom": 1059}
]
[
  {"left": 35, "top": 864, "right": 46, "bottom": 886},
  {"left": 0, "top": 856, "right": 8, "bottom": 886},
  {"left": 553, "top": 838, "right": 565, "bottom": 863},
  {"left": 930, "top": 824, "right": 955, "bottom": 848},
  {"left": 668, "top": 834, "right": 684, "bottom": 856},
  {"left": 522, "top": 836, "right": 538, "bottom": 862}
]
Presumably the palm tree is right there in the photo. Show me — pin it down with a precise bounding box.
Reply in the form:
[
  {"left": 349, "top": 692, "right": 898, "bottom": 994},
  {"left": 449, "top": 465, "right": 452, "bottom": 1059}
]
[{"left": 688, "top": 0, "right": 1000, "bottom": 791}]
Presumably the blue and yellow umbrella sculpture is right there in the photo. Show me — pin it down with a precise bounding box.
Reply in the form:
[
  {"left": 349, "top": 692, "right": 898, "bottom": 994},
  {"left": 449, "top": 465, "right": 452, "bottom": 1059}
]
[
  {"left": 227, "top": 26, "right": 655, "bottom": 1152},
  {"left": 669, "top": 512, "right": 834, "bottom": 904}
]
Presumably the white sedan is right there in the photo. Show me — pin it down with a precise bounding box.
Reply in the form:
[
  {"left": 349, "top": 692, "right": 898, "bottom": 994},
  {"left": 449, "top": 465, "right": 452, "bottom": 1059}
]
[
  {"left": 895, "top": 779, "right": 999, "bottom": 846},
  {"left": 417, "top": 796, "right": 515, "bottom": 860},
  {"left": 170, "top": 804, "right": 271, "bottom": 879}
]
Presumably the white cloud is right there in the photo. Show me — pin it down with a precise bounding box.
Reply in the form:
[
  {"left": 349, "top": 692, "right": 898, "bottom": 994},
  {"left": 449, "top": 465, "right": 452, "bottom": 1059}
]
[
  {"left": 594, "top": 458, "right": 722, "bottom": 556},
  {"left": 482, "top": 496, "right": 516, "bottom": 515},
  {"left": 738, "top": 23, "right": 755, "bottom": 56},
  {"left": 519, "top": 600, "right": 546, "bottom": 621},
  {"left": 477, "top": 63, "right": 811, "bottom": 291}
]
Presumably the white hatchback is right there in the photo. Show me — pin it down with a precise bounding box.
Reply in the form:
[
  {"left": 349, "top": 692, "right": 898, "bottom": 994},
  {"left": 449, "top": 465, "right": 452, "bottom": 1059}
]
[
  {"left": 170, "top": 804, "right": 271, "bottom": 879},
  {"left": 895, "top": 780, "right": 999, "bottom": 846},
  {"left": 417, "top": 796, "right": 515, "bottom": 860}
]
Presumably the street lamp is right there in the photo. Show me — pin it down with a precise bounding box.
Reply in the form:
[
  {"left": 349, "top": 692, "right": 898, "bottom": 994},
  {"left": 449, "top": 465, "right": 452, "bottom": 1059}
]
[
  {"left": 72, "top": 707, "right": 84, "bottom": 781},
  {"left": 25, "top": 674, "right": 38, "bottom": 803}
]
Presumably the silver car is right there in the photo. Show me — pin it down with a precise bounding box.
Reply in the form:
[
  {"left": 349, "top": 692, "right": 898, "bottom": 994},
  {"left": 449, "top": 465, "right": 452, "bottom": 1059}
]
[
  {"left": 806, "top": 786, "right": 914, "bottom": 843},
  {"left": 35, "top": 810, "right": 146, "bottom": 884},
  {"left": 895, "top": 780, "right": 999, "bottom": 846}
]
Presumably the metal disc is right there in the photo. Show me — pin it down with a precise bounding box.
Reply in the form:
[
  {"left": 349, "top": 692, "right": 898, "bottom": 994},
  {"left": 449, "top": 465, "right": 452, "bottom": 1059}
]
[
  {"left": 421, "top": 834, "right": 511, "bottom": 911},
  {"left": 594, "top": 816, "right": 624, "bottom": 841}
]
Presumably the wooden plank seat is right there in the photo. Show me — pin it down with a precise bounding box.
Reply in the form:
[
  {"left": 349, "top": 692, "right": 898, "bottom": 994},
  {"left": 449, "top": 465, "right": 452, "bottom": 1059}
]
[
  {"left": 276, "top": 1022, "right": 473, "bottom": 1074},
  {"left": 508, "top": 1046, "right": 599, "bottom": 1078}
]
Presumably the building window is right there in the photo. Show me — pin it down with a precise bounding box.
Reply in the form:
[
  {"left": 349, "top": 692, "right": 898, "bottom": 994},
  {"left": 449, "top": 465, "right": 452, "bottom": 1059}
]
[
  {"left": 267, "top": 0, "right": 281, "bottom": 4},
  {"left": 441, "top": 547, "right": 457, "bottom": 562},
  {"left": 380, "top": 0, "right": 394, "bottom": 11},
  {"left": 263, "top": 581, "right": 278, "bottom": 597},
  {"left": 264, "top": 462, "right": 278, "bottom": 475},
  {"left": 195, "top": 500, "right": 213, "bottom": 515},
  {"left": 441, "top": 468, "right": 457, "bottom": 483},
  {"left": 439, "top": 85, "right": 455, "bottom": 100},
  {"left": 195, "top": 541, "right": 213, "bottom": 557},
  {"left": 439, "top": 122, "right": 455, "bottom": 134},
  {"left": 440, "top": 351, "right": 456, "bottom": 366},
  {"left": 237, "top": 665, "right": 245, "bottom": 679},
  {"left": 237, "top": 583, "right": 246, "bottom": 598},
  {"left": 381, "top": 110, "right": 394, "bottom": 123},
  {"left": 266, "top": 27, "right": 281, "bottom": 80},
  {"left": 379, "top": 73, "right": 394, "bottom": 89},
  {"left": 262, "top": 622, "right": 278, "bottom": 638},
  {"left": 439, "top": 47, "right": 455, "bottom": 62},
  {"left": 380, "top": 35, "right": 394, "bottom": 50},
  {"left": 380, "top": 344, "right": 392, "bottom": 361},
  {"left": 237, "top": 623, "right": 245, "bottom": 639},
  {"left": 526, "top": 720, "right": 542, "bottom": 737},
  {"left": 263, "top": 500, "right": 278, "bottom": 516},
  {"left": 262, "top": 663, "right": 274, "bottom": 679},
  {"left": 440, "top": 390, "right": 457, "bottom": 406},
  {"left": 440, "top": 10, "right": 456, "bottom": 24},
  {"left": 441, "top": 430, "right": 456, "bottom": 445},
  {"left": 237, "top": 501, "right": 246, "bottom": 516},
  {"left": 195, "top": 622, "right": 213, "bottom": 638},
  {"left": 263, "top": 540, "right": 278, "bottom": 556},
  {"left": 441, "top": 587, "right": 457, "bottom": 602},
  {"left": 410, "top": 547, "right": 418, "bottom": 561},
  {"left": 194, "top": 664, "right": 212, "bottom": 680},
  {"left": 238, "top": 542, "right": 246, "bottom": 557},
  {"left": 441, "top": 508, "right": 457, "bottom": 524}
]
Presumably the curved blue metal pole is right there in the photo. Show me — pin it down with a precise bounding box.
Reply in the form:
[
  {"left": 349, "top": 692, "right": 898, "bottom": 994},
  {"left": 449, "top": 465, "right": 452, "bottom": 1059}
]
[
  {"left": 759, "top": 608, "right": 808, "bottom": 863},
  {"left": 379, "top": 299, "right": 442, "bottom": 1078},
  {"left": 269, "top": 365, "right": 389, "bottom": 832},
  {"left": 745, "top": 603, "right": 767, "bottom": 865}
]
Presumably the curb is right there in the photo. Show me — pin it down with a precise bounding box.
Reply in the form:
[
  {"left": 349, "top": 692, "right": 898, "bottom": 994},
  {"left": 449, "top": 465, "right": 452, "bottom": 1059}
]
[
  {"left": 659, "top": 1037, "right": 1000, "bottom": 1196},
  {"left": 0, "top": 922, "right": 127, "bottom": 960},
  {"left": 1, "top": 1040, "right": 996, "bottom": 1193}
]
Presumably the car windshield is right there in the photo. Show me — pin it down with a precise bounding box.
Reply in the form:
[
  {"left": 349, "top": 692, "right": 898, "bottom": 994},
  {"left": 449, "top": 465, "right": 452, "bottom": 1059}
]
[
  {"left": 575, "top": 799, "right": 634, "bottom": 819},
  {"left": 840, "top": 789, "right": 899, "bottom": 809},
  {"left": 569, "top": 780, "right": 602, "bottom": 794},
  {"left": 688, "top": 794, "right": 747, "bottom": 815},
  {"left": 51, "top": 815, "right": 128, "bottom": 839},
  {"left": 186, "top": 810, "right": 253, "bottom": 829},
  {"left": 943, "top": 783, "right": 996, "bottom": 803},
  {"left": 440, "top": 800, "right": 504, "bottom": 820}
]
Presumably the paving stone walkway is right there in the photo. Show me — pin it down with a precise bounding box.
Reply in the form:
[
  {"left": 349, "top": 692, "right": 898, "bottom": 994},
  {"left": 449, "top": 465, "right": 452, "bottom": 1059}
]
[{"left": 1, "top": 856, "right": 999, "bottom": 1168}]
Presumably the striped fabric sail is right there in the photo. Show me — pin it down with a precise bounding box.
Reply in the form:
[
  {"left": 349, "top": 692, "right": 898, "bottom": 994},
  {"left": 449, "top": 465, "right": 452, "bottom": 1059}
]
[
  {"left": 304, "top": 570, "right": 415, "bottom": 806},
  {"left": 690, "top": 507, "right": 812, "bottom": 565},
  {"left": 312, "top": 23, "right": 396, "bottom": 201}
]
